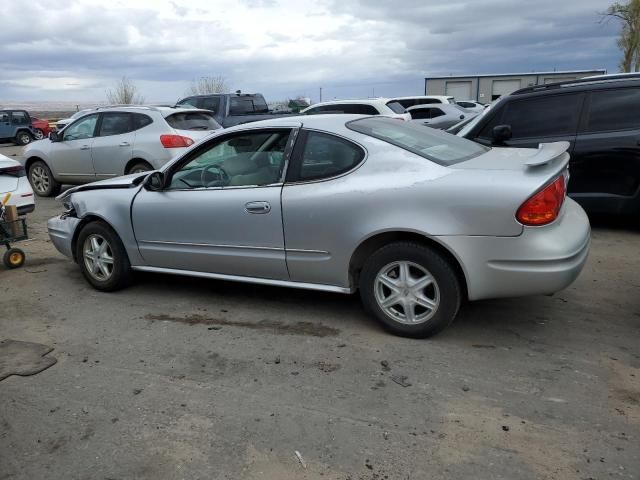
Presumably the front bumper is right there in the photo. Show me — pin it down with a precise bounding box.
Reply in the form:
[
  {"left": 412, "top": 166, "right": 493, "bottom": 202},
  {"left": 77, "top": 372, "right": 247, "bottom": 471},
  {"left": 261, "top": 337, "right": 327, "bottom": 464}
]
[
  {"left": 439, "top": 199, "right": 591, "bottom": 301},
  {"left": 47, "top": 215, "right": 81, "bottom": 260}
]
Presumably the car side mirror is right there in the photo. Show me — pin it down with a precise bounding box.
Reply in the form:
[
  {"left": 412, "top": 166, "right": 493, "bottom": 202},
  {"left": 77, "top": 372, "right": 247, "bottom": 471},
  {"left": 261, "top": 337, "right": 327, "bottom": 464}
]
[
  {"left": 49, "top": 131, "right": 61, "bottom": 142},
  {"left": 492, "top": 125, "right": 512, "bottom": 145},
  {"left": 144, "top": 171, "right": 165, "bottom": 191}
]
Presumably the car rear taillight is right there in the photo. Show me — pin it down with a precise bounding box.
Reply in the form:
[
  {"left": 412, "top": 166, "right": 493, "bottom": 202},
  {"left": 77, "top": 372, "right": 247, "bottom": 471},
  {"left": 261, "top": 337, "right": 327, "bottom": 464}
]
[
  {"left": 160, "top": 134, "right": 194, "bottom": 148},
  {"left": 0, "top": 165, "right": 26, "bottom": 178},
  {"left": 516, "top": 172, "right": 567, "bottom": 226}
]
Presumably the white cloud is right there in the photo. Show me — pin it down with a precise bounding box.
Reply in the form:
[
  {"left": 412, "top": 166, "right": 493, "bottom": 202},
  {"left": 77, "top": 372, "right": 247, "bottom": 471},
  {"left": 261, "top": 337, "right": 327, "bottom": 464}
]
[{"left": 0, "top": 0, "right": 620, "bottom": 102}]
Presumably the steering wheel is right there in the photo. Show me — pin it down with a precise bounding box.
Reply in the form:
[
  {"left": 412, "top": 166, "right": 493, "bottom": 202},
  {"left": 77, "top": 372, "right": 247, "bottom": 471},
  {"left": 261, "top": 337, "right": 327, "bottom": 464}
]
[{"left": 200, "top": 164, "right": 230, "bottom": 187}]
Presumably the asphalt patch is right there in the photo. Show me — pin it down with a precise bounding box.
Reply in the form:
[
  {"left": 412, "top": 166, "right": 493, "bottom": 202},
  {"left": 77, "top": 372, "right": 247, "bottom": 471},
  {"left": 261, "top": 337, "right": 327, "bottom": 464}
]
[
  {"left": 143, "top": 313, "right": 340, "bottom": 337},
  {"left": 0, "top": 339, "right": 57, "bottom": 381}
]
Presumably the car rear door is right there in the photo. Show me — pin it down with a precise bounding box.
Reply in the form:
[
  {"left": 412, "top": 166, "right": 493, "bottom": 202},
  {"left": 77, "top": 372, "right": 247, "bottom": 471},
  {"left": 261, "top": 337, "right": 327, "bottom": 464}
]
[
  {"left": 131, "top": 127, "right": 297, "bottom": 280},
  {"left": 90, "top": 112, "right": 136, "bottom": 179},
  {"left": 569, "top": 87, "right": 640, "bottom": 208}
]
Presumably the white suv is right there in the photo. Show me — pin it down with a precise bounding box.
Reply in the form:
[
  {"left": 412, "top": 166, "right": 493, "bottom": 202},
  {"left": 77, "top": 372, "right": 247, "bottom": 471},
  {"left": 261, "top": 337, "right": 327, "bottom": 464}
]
[
  {"left": 22, "top": 106, "right": 222, "bottom": 197},
  {"left": 301, "top": 99, "right": 411, "bottom": 120}
]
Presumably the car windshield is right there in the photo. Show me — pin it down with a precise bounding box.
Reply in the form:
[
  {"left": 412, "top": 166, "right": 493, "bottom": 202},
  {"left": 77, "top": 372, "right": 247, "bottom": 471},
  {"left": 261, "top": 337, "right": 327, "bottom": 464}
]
[
  {"left": 165, "top": 112, "right": 221, "bottom": 131},
  {"left": 347, "top": 117, "right": 488, "bottom": 165},
  {"left": 386, "top": 101, "right": 406, "bottom": 114},
  {"left": 456, "top": 101, "right": 497, "bottom": 137}
]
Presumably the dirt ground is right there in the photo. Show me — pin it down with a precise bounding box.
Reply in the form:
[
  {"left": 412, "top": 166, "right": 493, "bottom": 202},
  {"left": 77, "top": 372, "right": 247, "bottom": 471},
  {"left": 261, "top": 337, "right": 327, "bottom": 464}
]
[{"left": 1, "top": 142, "right": 639, "bottom": 480}]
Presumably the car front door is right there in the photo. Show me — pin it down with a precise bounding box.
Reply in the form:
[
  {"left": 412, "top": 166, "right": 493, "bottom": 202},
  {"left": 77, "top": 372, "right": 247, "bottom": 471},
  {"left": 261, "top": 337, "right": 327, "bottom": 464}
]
[
  {"left": 90, "top": 112, "right": 135, "bottom": 179},
  {"left": 131, "top": 127, "right": 296, "bottom": 279},
  {"left": 570, "top": 87, "right": 640, "bottom": 212},
  {"left": 472, "top": 93, "right": 584, "bottom": 151},
  {"left": 49, "top": 113, "right": 99, "bottom": 183}
]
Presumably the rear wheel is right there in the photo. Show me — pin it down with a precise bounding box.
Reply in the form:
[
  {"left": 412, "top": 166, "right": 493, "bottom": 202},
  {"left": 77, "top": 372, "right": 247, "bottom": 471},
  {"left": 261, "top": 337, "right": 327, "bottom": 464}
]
[
  {"left": 28, "top": 160, "right": 61, "bottom": 197},
  {"left": 3, "top": 248, "right": 25, "bottom": 269},
  {"left": 76, "top": 221, "right": 131, "bottom": 291},
  {"left": 359, "top": 242, "right": 461, "bottom": 338},
  {"left": 127, "top": 161, "right": 152, "bottom": 174},
  {"left": 15, "top": 131, "right": 32, "bottom": 146}
]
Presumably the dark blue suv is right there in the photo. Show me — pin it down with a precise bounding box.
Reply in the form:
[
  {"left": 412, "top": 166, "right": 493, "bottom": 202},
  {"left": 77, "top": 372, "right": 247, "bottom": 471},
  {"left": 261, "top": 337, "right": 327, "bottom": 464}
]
[{"left": 0, "top": 109, "right": 37, "bottom": 145}]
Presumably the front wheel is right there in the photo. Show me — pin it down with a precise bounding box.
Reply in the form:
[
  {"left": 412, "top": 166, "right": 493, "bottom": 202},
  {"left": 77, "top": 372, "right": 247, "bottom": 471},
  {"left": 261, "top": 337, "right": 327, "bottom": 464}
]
[
  {"left": 16, "top": 131, "right": 33, "bottom": 145},
  {"left": 359, "top": 242, "right": 462, "bottom": 338},
  {"left": 76, "top": 221, "right": 132, "bottom": 291},
  {"left": 33, "top": 129, "right": 45, "bottom": 140},
  {"left": 28, "top": 161, "right": 61, "bottom": 197}
]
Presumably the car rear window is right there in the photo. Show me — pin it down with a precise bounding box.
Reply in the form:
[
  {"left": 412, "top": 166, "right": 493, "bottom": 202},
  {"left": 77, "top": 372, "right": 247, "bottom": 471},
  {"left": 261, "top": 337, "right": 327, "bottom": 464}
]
[
  {"left": 386, "top": 102, "right": 406, "bottom": 114},
  {"left": 165, "top": 112, "right": 221, "bottom": 131},
  {"left": 347, "top": 117, "right": 488, "bottom": 166}
]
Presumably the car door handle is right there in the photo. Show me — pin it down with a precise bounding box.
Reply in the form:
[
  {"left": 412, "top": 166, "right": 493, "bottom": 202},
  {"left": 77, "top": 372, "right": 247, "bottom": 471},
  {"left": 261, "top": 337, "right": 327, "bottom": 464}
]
[
  {"left": 119, "top": 142, "right": 130, "bottom": 147},
  {"left": 80, "top": 145, "right": 90, "bottom": 150},
  {"left": 245, "top": 201, "right": 271, "bottom": 214}
]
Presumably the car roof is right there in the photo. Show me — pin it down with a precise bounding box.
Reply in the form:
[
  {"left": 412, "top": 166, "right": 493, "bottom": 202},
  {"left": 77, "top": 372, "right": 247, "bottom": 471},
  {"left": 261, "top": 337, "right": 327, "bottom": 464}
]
[
  {"left": 68, "top": 105, "right": 210, "bottom": 118},
  {"left": 512, "top": 73, "right": 640, "bottom": 96},
  {"left": 221, "top": 114, "right": 368, "bottom": 132},
  {"left": 387, "top": 95, "right": 453, "bottom": 101},
  {"left": 305, "top": 99, "right": 387, "bottom": 107}
]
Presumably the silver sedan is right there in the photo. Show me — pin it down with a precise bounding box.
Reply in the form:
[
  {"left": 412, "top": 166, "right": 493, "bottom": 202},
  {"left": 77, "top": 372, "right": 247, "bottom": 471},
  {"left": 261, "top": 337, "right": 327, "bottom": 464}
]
[{"left": 48, "top": 115, "right": 590, "bottom": 338}]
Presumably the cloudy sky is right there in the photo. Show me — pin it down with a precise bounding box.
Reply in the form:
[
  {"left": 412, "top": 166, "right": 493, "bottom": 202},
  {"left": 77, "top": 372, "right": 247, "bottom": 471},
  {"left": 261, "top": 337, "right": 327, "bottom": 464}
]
[{"left": 0, "top": 0, "right": 620, "bottom": 103}]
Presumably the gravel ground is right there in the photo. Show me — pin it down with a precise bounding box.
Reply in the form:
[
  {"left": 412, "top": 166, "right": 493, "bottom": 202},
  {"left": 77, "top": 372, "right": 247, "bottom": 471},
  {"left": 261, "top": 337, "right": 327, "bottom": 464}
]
[{"left": 1, "top": 142, "right": 639, "bottom": 480}]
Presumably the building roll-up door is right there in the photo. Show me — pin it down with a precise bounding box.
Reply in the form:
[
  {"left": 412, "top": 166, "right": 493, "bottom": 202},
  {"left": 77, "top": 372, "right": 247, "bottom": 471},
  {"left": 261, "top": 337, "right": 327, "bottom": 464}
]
[
  {"left": 492, "top": 79, "right": 521, "bottom": 100},
  {"left": 445, "top": 81, "right": 472, "bottom": 100}
]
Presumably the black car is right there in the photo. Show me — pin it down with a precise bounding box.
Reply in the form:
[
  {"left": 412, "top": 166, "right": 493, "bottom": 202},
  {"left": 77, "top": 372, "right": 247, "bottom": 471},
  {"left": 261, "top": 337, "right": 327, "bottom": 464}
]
[{"left": 458, "top": 73, "right": 640, "bottom": 216}]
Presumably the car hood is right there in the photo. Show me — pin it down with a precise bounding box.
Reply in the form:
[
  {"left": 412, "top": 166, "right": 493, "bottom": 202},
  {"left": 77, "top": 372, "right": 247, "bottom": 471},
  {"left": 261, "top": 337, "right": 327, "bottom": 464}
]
[{"left": 57, "top": 172, "right": 149, "bottom": 200}]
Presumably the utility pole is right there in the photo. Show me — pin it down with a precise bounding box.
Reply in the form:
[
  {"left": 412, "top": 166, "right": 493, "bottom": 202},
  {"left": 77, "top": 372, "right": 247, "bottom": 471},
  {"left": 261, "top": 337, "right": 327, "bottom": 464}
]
[{"left": 319, "top": 87, "right": 322, "bottom": 102}]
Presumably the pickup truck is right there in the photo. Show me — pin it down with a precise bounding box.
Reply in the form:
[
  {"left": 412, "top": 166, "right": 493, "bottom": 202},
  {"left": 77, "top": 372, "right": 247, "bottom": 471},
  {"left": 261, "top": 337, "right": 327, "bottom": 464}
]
[{"left": 176, "top": 93, "right": 295, "bottom": 128}]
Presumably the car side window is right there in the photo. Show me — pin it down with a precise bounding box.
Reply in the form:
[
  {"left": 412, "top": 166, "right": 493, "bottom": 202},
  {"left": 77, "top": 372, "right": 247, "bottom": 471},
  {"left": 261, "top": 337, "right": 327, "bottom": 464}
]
[
  {"left": 98, "top": 113, "right": 133, "bottom": 136},
  {"left": 133, "top": 113, "right": 153, "bottom": 130},
  {"left": 352, "top": 104, "right": 379, "bottom": 115},
  {"left": 168, "top": 129, "right": 291, "bottom": 189},
  {"left": 0, "top": 113, "right": 9, "bottom": 123},
  {"left": 430, "top": 108, "right": 445, "bottom": 118},
  {"left": 10, "top": 111, "right": 29, "bottom": 125},
  {"left": 290, "top": 131, "right": 365, "bottom": 181},
  {"left": 586, "top": 88, "right": 640, "bottom": 133},
  {"left": 409, "top": 108, "right": 431, "bottom": 120},
  {"left": 63, "top": 114, "right": 99, "bottom": 141},
  {"left": 496, "top": 94, "right": 582, "bottom": 139}
]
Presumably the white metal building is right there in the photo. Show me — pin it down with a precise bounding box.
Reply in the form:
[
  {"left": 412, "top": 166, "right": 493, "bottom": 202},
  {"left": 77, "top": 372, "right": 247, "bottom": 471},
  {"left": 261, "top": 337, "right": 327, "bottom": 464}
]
[{"left": 424, "top": 70, "right": 607, "bottom": 103}]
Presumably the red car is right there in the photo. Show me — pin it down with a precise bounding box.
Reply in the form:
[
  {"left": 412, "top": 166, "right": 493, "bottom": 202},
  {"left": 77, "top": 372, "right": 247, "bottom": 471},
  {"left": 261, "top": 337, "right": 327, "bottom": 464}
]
[{"left": 30, "top": 117, "right": 51, "bottom": 140}]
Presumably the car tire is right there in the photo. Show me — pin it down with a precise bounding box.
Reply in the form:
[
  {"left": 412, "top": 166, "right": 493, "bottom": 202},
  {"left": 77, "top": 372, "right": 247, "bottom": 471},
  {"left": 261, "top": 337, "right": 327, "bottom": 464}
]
[
  {"left": 33, "top": 129, "right": 45, "bottom": 140},
  {"left": 359, "top": 242, "right": 461, "bottom": 338},
  {"left": 127, "top": 161, "right": 152, "bottom": 174},
  {"left": 76, "top": 221, "right": 132, "bottom": 292},
  {"left": 15, "top": 131, "right": 33, "bottom": 145},
  {"left": 28, "top": 160, "right": 61, "bottom": 197}
]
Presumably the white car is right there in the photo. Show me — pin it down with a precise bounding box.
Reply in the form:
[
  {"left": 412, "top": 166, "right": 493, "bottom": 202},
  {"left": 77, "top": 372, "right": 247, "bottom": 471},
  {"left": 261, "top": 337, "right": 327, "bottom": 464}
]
[
  {"left": 22, "top": 106, "right": 222, "bottom": 197},
  {"left": 302, "top": 99, "right": 411, "bottom": 121},
  {"left": 386, "top": 96, "right": 457, "bottom": 109},
  {"left": 0, "top": 154, "right": 34, "bottom": 215},
  {"left": 455, "top": 100, "right": 487, "bottom": 113},
  {"left": 407, "top": 103, "right": 477, "bottom": 130}
]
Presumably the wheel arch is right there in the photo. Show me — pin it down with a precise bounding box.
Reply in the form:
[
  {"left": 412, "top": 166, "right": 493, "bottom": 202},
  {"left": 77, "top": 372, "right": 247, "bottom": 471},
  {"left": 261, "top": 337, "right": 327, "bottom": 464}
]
[
  {"left": 348, "top": 230, "right": 469, "bottom": 300},
  {"left": 24, "top": 155, "right": 47, "bottom": 173},
  {"left": 70, "top": 214, "right": 122, "bottom": 263},
  {"left": 125, "top": 158, "right": 152, "bottom": 175}
]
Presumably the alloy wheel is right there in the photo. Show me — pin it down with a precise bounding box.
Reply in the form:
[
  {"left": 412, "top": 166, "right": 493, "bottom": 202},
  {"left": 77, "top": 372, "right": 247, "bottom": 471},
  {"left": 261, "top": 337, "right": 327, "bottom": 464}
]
[
  {"left": 19, "top": 133, "right": 31, "bottom": 145},
  {"left": 374, "top": 261, "right": 440, "bottom": 324},
  {"left": 30, "top": 166, "right": 50, "bottom": 194},
  {"left": 34, "top": 129, "right": 44, "bottom": 140},
  {"left": 83, "top": 234, "right": 114, "bottom": 281}
]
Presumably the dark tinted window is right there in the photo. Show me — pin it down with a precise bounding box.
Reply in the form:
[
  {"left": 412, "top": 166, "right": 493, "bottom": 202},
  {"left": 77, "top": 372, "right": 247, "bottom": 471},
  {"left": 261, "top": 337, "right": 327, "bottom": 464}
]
[
  {"left": 304, "top": 104, "right": 379, "bottom": 115},
  {"left": 386, "top": 102, "right": 406, "bottom": 114},
  {"left": 10, "top": 111, "right": 29, "bottom": 125},
  {"left": 457, "top": 101, "right": 475, "bottom": 108},
  {"left": 348, "top": 117, "right": 487, "bottom": 166},
  {"left": 396, "top": 98, "right": 440, "bottom": 108},
  {"left": 409, "top": 108, "right": 444, "bottom": 120},
  {"left": 229, "top": 95, "right": 269, "bottom": 114},
  {"left": 165, "top": 112, "right": 221, "bottom": 131},
  {"left": 199, "top": 97, "right": 221, "bottom": 113},
  {"left": 134, "top": 113, "right": 153, "bottom": 129},
  {"left": 294, "top": 131, "right": 365, "bottom": 181},
  {"left": 497, "top": 94, "right": 582, "bottom": 139},
  {"left": 99, "top": 113, "right": 133, "bottom": 136},
  {"left": 586, "top": 88, "right": 640, "bottom": 132}
]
